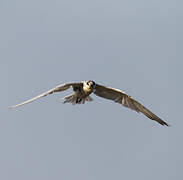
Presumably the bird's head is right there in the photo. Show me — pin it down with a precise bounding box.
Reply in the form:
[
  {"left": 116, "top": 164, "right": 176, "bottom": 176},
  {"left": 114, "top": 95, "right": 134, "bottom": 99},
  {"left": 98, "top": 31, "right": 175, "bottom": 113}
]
[{"left": 85, "top": 80, "right": 96, "bottom": 90}]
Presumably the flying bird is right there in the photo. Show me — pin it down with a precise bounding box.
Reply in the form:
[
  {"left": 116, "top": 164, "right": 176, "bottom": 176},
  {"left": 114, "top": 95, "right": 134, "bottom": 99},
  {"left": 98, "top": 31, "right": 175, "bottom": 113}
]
[{"left": 9, "top": 80, "right": 168, "bottom": 126}]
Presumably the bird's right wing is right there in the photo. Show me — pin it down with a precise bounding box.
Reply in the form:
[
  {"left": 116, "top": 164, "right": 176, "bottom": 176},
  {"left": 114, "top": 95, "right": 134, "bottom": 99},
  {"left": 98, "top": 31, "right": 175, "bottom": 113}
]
[
  {"left": 9, "top": 82, "right": 82, "bottom": 109},
  {"left": 94, "top": 84, "right": 169, "bottom": 126}
]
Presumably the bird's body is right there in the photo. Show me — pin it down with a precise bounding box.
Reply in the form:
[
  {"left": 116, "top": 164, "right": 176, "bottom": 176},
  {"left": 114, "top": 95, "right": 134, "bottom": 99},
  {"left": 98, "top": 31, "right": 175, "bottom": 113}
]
[
  {"left": 62, "top": 81, "right": 94, "bottom": 104},
  {"left": 10, "top": 80, "right": 169, "bottom": 126}
]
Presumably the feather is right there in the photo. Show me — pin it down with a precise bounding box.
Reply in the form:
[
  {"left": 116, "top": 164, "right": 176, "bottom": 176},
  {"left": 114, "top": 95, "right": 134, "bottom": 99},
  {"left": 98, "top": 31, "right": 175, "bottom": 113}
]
[{"left": 94, "top": 84, "right": 168, "bottom": 126}]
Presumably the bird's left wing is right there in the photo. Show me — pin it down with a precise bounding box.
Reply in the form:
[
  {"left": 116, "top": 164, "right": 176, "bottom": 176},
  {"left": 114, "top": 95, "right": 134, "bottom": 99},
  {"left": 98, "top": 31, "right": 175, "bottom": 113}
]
[
  {"left": 9, "top": 82, "right": 82, "bottom": 109},
  {"left": 94, "top": 84, "right": 168, "bottom": 126}
]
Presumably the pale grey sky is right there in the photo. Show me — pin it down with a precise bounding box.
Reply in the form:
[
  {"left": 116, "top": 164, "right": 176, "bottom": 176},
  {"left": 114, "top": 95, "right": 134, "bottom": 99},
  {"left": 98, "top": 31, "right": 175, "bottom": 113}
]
[{"left": 3, "top": 0, "right": 183, "bottom": 179}]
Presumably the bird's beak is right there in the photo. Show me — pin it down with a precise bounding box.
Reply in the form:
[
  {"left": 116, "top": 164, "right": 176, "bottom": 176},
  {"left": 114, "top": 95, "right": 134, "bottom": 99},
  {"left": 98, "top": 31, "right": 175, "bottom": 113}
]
[{"left": 91, "top": 83, "right": 96, "bottom": 89}]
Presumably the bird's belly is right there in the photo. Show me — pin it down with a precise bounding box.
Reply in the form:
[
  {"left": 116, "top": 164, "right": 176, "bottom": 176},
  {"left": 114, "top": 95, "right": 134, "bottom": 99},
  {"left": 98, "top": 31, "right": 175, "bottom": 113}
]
[{"left": 76, "top": 89, "right": 91, "bottom": 99}]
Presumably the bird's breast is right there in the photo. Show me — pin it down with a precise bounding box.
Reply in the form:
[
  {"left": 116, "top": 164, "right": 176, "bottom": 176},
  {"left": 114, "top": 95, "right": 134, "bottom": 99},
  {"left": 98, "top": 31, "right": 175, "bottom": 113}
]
[{"left": 83, "top": 86, "right": 93, "bottom": 96}]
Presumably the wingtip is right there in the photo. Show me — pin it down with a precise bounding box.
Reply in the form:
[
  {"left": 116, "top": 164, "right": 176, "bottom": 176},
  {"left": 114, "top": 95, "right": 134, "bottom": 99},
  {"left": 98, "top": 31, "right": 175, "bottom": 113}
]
[
  {"left": 8, "top": 105, "right": 16, "bottom": 109},
  {"left": 159, "top": 120, "right": 169, "bottom": 127},
  {"left": 163, "top": 122, "right": 170, "bottom": 127},
  {"left": 9, "top": 104, "right": 22, "bottom": 109}
]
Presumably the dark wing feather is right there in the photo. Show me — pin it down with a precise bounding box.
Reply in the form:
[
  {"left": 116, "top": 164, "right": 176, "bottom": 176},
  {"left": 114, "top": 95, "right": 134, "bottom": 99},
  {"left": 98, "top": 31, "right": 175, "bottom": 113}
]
[
  {"left": 94, "top": 84, "right": 168, "bottom": 126},
  {"left": 9, "top": 82, "right": 82, "bottom": 109}
]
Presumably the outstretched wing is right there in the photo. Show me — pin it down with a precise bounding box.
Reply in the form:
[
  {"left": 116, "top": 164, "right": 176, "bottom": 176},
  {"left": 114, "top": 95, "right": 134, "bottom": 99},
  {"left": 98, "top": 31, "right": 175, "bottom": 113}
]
[
  {"left": 9, "top": 82, "right": 83, "bottom": 109},
  {"left": 94, "top": 84, "right": 168, "bottom": 126}
]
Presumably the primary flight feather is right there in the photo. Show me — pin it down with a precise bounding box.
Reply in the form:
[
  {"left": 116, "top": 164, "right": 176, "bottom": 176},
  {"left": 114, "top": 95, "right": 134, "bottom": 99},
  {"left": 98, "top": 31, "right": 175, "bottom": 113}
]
[{"left": 9, "top": 80, "right": 168, "bottom": 126}]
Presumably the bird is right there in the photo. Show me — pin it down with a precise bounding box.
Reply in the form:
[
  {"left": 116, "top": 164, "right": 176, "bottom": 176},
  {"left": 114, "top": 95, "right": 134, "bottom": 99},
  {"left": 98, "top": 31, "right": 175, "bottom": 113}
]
[{"left": 9, "top": 80, "right": 168, "bottom": 126}]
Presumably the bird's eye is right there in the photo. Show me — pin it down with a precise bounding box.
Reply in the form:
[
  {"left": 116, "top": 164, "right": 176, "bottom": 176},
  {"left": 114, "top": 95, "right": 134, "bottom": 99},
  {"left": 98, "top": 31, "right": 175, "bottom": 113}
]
[
  {"left": 91, "top": 81, "right": 95, "bottom": 85},
  {"left": 87, "top": 81, "right": 90, "bottom": 85}
]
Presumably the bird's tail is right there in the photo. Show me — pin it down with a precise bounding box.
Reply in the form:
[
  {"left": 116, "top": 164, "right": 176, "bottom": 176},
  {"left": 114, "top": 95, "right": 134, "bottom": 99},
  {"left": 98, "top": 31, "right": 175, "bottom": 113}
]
[{"left": 62, "top": 94, "right": 93, "bottom": 105}]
